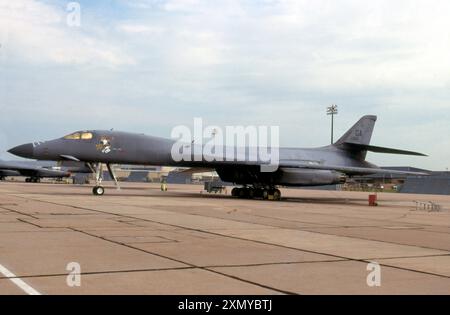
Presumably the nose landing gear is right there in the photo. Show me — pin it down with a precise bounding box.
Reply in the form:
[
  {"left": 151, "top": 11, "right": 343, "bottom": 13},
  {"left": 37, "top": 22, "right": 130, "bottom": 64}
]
[
  {"left": 92, "top": 186, "right": 105, "bottom": 196},
  {"left": 87, "top": 162, "right": 119, "bottom": 196}
]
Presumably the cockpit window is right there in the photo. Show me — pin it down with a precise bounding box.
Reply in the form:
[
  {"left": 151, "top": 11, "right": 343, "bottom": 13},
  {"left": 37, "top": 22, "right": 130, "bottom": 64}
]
[
  {"left": 64, "top": 132, "right": 81, "bottom": 140},
  {"left": 81, "top": 132, "right": 93, "bottom": 140},
  {"left": 63, "top": 132, "right": 93, "bottom": 140}
]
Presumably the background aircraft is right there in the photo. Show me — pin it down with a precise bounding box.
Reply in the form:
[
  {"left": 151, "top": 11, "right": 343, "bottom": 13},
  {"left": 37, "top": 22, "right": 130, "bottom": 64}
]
[
  {"left": 0, "top": 160, "right": 70, "bottom": 182},
  {"left": 8, "top": 115, "right": 427, "bottom": 199}
]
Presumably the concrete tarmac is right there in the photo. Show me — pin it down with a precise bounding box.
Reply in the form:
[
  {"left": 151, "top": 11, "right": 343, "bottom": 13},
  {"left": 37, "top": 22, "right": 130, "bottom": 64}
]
[{"left": 0, "top": 181, "right": 449, "bottom": 295}]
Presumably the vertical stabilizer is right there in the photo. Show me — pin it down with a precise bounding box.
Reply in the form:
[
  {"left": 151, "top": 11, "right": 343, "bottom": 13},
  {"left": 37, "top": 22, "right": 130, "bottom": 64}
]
[{"left": 335, "top": 115, "right": 377, "bottom": 146}]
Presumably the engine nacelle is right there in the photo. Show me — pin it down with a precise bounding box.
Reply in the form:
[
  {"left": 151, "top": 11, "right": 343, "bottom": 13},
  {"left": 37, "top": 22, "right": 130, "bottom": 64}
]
[{"left": 278, "top": 168, "right": 347, "bottom": 186}]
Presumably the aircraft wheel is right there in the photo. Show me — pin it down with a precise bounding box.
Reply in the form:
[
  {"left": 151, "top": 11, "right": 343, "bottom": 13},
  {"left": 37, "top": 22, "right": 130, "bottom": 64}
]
[
  {"left": 273, "top": 189, "right": 281, "bottom": 201},
  {"left": 93, "top": 186, "right": 105, "bottom": 196},
  {"left": 253, "top": 188, "right": 263, "bottom": 198}
]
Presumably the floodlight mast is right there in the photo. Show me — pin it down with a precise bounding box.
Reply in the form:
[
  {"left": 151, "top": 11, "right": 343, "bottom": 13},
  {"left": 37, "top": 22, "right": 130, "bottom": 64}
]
[{"left": 326, "top": 105, "right": 338, "bottom": 144}]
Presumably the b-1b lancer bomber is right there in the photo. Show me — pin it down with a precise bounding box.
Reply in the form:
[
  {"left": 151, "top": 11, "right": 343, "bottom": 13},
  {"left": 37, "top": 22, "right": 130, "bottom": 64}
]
[{"left": 8, "top": 115, "right": 427, "bottom": 200}]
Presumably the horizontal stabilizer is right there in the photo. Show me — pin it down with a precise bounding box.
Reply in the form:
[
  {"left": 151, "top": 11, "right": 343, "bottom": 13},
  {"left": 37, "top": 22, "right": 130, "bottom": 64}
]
[{"left": 342, "top": 143, "right": 427, "bottom": 156}]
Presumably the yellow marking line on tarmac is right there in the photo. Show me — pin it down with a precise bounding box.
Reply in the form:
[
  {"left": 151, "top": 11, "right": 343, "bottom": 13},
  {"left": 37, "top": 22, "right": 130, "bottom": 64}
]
[{"left": 0, "top": 264, "right": 41, "bottom": 295}]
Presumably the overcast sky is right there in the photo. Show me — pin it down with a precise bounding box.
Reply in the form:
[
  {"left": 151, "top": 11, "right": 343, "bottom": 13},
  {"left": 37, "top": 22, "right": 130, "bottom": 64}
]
[{"left": 1, "top": 0, "right": 449, "bottom": 170}]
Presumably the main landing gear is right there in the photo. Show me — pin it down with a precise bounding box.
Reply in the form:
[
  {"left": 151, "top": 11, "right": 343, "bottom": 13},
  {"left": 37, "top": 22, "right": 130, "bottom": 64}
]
[
  {"left": 25, "top": 177, "right": 41, "bottom": 183},
  {"left": 231, "top": 187, "right": 281, "bottom": 201},
  {"left": 87, "top": 162, "right": 119, "bottom": 196}
]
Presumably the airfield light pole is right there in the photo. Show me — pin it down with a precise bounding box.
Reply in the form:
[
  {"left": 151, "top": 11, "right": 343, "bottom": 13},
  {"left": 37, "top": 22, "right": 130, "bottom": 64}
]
[{"left": 327, "top": 105, "right": 338, "bottom": 144}]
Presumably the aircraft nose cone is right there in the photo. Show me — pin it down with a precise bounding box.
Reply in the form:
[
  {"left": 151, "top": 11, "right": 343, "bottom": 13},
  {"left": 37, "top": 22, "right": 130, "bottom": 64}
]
[{"left": 8, "top": 143, "right": 34, "bottom": 159}]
